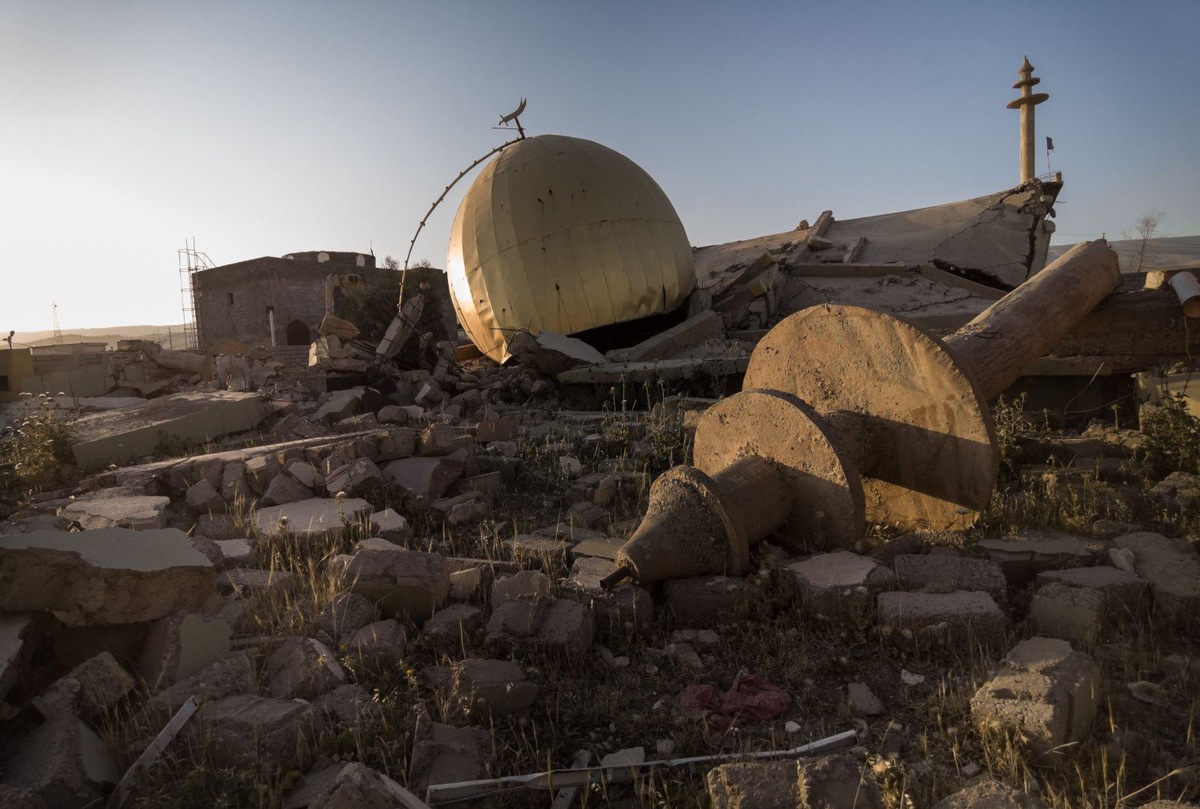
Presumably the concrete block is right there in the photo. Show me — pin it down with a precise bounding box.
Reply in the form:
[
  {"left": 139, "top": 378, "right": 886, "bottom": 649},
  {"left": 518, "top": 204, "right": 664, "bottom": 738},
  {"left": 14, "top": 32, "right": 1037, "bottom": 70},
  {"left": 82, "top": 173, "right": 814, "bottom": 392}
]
[
  {"left": 707, "top": 760, "right": 799, "bottom": 809},
  {"left": 486, "top": 596, "right": 594, "bottom": 659},
  {"left": 1112, "top": 531, "right": 1200, "bottom": 622},
  {"left": 325, "top": 457, "right": 384, "bottom": 497},
  {"left": 313, "top": 592, "right": 377, "bottom": 643},
  {"left": 0, "top": 528, "right": 215, "bottom": 626},
  {"left": 930, "top": 775, "right": 1048, "bottom": 808},
  {"left": 448, "top": 498, "right": 487, "bottom": 525},
  {"left": 665, "top": 575, "right": 765, "bottom": 628},
  {"left": 450, "top": 657, "right": 538, "bottom": 716},
  {"left": 70, "top": 391, "right": 267, "bottom": 471},
  {"left": 59, "top": 493, "right": 171, "bottom": 530},
  {"left": 474, "top": 417, "right": 518, "bottom": 444},
  {"left": 971, "top": 637, "right": 1102, "bottom": 758},
  {"left": 244, "top": 454, "right": 281, "bottom": 494},
  {"left": 0, "top": 614, "right": 33, "bottom": 704},
  {"left": 848, "top": 682, "right": 884, "bottom": 716},
  {"left": 375, "top": 427, "right": 417, "bottom": 461},
  {"left": 264, "top": 637, "right": 346, "bottom": 700},
  {"left": 313, "top": 387, "right": 363, "bottom": 423},
  {"left": 254, "top": 497, "right": 372, "bottom": 540},
  {"left": 418, "top": 423, "right": 458, "bottom": 457},
  {"left": 31, "top": 651, "right": 135, "bottom": 720},
  {"left": 286, "top": 461, "right": 323, "bottom": 489},
  {"left": 192, "top": 694, "right": 326, "bottom": 768},
  {"left": 567, "top": 500, "right": 610, "bottom": 530},
  {"left": 139, "top": 612, "right": 232, "bottom": 692},
  {"left": 184, "top": 480, "right": 226, "bottom": 514},
  {"left": 313, "top": 683, "right": 383, "bottom": 730},
  {"left": 424, "top": 604, "right": 484, "bottom": 645},
  {"left": 261, "top": 472, "right": 314, "bottom": 506},
  {"left": 563, "top": 556, "right": 655, "bottom": 637},
  {"left": 305, "top": 762, "right": 428, "bottom": 809},
  {"left": 490, "top": 569, "right": 550, "bottom": 606},
  {"left": 1037, "top": 565, "right": 1147, "bottom": 619},
  {"left": 345, "top": 548, "right": 449, "bottom": 622},
  {"left": 409, "top": 720, "right": 489, "bottom": 795},
  {"left": 790, "top": 551, "right": 895, "bottom": 617},
  {"left": 346, "top": 619, "right": 407, "bottom": 668},
  {"left": 877, "top": 590, "right": 1008, "bottom": 646},
  {"left": 383, "top": 456, "right": 465, "bottom": 501},
  {"left": 797, "top": 753, "right": 885, "bottom": 809},
  {"left": 368, "top": 508, "right": 413, "bottom": 545},
  {"left": 144, "top": 653, "right": 254, "bottom": 714},
  {"left": 198, "top": 513, "right": 241, "bottom": 541},
  {"left": 212, "top": 538, "right": 254, "bottom": 568},
  {"left": 894, "top": 554, "right": 1007, "bottom": 597},
  {"left": 1029, "top": 583, "right": 1105, "bottom": 646}
]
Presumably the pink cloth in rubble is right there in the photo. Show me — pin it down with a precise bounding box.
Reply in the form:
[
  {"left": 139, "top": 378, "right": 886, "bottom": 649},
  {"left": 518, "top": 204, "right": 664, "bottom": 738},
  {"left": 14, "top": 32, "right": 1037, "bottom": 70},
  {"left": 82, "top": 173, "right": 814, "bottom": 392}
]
[{"left": 679, "top": 672, "right": 790, "bottom": 730}]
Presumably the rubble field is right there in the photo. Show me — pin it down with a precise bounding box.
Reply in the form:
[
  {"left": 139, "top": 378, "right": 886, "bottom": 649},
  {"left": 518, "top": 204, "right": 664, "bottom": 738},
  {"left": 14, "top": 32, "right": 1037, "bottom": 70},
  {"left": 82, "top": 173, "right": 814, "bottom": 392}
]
[{"left": 1, "top": 351, "right": 1199, "bottom": 809}]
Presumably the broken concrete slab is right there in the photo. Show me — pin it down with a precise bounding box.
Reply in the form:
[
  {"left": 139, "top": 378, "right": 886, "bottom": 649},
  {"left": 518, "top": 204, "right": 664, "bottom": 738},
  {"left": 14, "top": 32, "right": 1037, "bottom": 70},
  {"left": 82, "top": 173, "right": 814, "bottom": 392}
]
[
  {"left": 450, "top": 657, "right": 538, "bottom": 716},
  {"left": 491, "top": 569, "right": 551, "bottom": 606},
  {"left": 312, "top": 387, "right": 364, "bottom": 423},
  {"left": 977, "top": 531, "right": 1104, "bottom": 583},
  {"left": 1111, "top": 531, "right": 1200, "bottom": 622},
  {"left": 0, "top": 715, "right": 119, "bottom": 808},
  {"left": 0, "top": 528, "right": 215, "bottom": 625},
  {"left": 877, "top": 590, "right": 1008, "bottom": 646},
  {"left": 254, "top": 497, "right": 373, "bottom": 540},
  {"left": 59, "top": 492, "right": 171, "bottom": 530},
  {"left": 144, "top": 653, "right": 255, "bottom": 714},
  {"left": 324, "top": 457, "right": 384, "bottom": 497},
  {"left": 608, "top": 310, "right": 726, "bottom": 363},
  {"left": 789, "top": 551, "right": 896, "bottom": 617},
  {"left": 344, "top": 548, "right": 449, "bottom": 622},
  {"left": 70, "top": 390, "right": 268, "bottom": 470},
  {"left": 894, "top": 554, "right": 1007, "bottom": 597},
  {"left": 508, "top": 329, "right": 605, "bottom": 375},
  {"left": 971, "top": 637, "right": 1102, "bottom": 759}
]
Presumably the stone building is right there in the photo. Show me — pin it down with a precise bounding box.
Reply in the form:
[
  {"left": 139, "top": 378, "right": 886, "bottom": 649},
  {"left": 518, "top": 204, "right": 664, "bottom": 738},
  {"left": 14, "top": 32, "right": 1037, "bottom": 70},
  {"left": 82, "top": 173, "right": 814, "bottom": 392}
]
[{"left": 192, "top": 250, "right": 388, "bottom": 349}]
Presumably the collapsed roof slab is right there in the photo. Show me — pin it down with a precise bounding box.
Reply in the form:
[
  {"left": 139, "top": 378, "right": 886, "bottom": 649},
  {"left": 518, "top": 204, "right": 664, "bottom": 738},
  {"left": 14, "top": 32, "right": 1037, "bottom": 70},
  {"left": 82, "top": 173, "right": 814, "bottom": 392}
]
[{"left": 70, "top": 391, "right": 268, "bottom": 471}]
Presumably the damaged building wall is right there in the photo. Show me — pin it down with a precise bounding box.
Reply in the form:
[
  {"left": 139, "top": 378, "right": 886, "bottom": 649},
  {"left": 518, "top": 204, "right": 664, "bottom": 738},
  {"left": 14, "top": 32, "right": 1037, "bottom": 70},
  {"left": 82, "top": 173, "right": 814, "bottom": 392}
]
[{"left": 193, "top": 252, "right": 383, "bottom": 350}]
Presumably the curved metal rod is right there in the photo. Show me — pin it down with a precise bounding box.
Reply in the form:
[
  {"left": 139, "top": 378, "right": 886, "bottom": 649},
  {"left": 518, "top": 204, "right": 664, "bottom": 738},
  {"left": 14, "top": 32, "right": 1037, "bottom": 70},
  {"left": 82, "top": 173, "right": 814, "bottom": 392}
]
[{"left": 402, "top": 137, "right": 523, "bottom": 271}]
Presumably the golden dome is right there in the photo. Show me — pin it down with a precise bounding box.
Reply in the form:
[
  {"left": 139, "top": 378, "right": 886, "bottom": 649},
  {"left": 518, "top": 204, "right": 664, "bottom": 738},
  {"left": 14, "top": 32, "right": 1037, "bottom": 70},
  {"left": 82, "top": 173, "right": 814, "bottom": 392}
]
[{"left": 447, "top": 134, "right": 695, "bottom": 362}]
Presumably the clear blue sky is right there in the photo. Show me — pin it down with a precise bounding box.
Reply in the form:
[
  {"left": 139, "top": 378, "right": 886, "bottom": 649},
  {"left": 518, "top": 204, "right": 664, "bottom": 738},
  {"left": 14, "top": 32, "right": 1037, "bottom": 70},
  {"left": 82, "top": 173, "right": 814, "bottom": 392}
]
[{"left": 3, "top": 1, "right": 1198, "bottom": 333}]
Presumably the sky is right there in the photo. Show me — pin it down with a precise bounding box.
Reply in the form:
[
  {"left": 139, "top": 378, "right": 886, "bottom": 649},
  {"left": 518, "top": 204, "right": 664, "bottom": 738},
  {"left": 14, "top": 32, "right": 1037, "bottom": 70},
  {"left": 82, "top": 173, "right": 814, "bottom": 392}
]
[{"left": 3, "top": 1, "right": 1199, "bottom": 335}]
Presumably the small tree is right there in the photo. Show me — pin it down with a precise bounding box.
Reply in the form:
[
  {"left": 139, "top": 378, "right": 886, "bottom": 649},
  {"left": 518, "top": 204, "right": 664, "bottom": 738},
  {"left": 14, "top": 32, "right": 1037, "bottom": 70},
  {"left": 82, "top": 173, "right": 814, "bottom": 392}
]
[{"left": 1123, "top": 212, "right": 1163, "bottom": 273}]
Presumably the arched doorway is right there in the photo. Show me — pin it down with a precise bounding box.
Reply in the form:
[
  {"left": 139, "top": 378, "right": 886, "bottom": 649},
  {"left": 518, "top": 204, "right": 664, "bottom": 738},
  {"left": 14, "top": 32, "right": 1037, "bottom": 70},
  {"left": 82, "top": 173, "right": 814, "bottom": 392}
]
[{"left": 286, "top": 319, "right": 311, "bottom": 346}]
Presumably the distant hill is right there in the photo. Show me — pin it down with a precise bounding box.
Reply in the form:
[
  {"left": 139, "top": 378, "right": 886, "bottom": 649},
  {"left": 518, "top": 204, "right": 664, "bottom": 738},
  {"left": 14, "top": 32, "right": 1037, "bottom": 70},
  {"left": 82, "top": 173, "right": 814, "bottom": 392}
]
[{"left": 9, "top": 325, "right": 191, "bottom": 351}]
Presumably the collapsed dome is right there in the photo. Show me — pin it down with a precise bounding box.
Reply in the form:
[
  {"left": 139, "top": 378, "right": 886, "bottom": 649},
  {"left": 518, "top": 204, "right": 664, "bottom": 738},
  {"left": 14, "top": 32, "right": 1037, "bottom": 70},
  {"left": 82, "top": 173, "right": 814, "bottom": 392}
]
[{"left": 447, "top": 134, "right": 696, "bottom": 362}]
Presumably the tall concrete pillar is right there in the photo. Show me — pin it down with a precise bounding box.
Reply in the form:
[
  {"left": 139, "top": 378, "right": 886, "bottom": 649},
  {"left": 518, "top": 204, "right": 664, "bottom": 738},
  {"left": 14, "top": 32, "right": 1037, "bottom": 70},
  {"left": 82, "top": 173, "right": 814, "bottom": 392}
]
[{"left": 1007, "top": 57, "right": 1049, "bottom": 183}]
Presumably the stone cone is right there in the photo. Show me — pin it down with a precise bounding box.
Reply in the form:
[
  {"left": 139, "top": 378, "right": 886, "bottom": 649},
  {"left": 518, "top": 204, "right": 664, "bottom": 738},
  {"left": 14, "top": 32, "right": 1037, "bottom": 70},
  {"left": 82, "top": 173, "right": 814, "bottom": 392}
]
[{"left": 607, "top": 466, "right": 748, "bottom": 587}]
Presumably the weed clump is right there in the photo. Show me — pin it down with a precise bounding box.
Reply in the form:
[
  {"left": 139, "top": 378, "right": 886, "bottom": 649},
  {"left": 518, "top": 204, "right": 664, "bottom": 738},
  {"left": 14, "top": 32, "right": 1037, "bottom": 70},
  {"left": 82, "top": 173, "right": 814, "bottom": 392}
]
[{"left": 0, "top": 395, "right": 78, "bottom": 497}]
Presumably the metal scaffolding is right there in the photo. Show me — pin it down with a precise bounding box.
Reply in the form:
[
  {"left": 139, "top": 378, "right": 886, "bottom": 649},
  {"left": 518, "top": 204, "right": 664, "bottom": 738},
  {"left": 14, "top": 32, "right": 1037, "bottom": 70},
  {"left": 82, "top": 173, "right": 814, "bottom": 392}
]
[{"left": 178, "top": 239, "right": 214, "bottom": 350}]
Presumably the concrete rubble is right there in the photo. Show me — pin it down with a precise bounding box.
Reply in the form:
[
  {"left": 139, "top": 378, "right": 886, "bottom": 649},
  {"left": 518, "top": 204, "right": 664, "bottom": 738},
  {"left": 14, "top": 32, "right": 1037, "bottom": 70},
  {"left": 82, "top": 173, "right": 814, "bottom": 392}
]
[{"left": 2, "top": 239, "right": 1199, "bottom": 807}]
